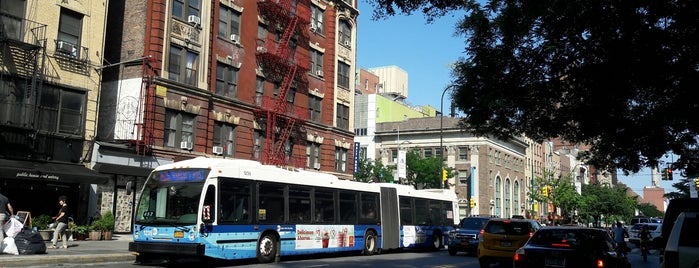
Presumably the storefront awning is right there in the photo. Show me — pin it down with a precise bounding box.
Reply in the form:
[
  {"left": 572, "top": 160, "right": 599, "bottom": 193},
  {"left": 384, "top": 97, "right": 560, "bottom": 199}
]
[{"left": 0, "top": 159, "right": 110, "bottom": 184}]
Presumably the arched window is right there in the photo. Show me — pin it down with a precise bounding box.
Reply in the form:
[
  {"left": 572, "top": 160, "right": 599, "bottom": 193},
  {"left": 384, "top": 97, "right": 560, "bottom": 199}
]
[
  {"left": 514, "top": 180, "right": 520, "bottom": 216},
  {"left": 505, "top": 179, "right": 511, "bottom": 218},
  {"left": 495, "top": 176, "right": 502, "bottom": 217}
]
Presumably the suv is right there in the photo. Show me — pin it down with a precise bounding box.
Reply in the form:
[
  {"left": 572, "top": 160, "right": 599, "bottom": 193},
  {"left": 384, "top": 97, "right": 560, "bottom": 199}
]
[
  {"left": 477, "top": 218, "right": 541, "bottom": 268},
  {"left": 658, "top": 198, "right": 699, "bottom": 265},
  {"left": 448, "top": 216, "right": 495, "bottom": 255},
  {"left": 628, "top": 223, "right": 662, "bottom": 247},
  {"left": 661, "top": 211, "right": 699, "bottom": 268}
]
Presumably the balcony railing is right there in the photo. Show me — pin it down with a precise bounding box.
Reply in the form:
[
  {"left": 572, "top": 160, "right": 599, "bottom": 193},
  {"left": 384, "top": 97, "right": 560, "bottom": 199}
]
[
  {"left": 54, "top": 39, "right": 88, "bottom": 61},
  {"left": 0, "top": 13, "right": 46, "bottom": 46}
]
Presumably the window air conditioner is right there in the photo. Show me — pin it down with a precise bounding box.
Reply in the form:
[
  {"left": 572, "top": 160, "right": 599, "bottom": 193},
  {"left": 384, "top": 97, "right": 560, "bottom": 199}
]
[
  {"left": 187, "top": 15, "right": 201, "bottom": 25},
  {"left": 56, "top": 41, "right": 75, "bottom": 56},
  {"left": 230, "top": 34, "right": 240, "bottom": 44},
  {"left": 310, "top": 25, "right": 317, "bottom": 32},
  {"left": 315, "top": 70, "right": 323, "bottom": 76},
  {"left": 256, "top": 46, "right": 267, "bottom": 53},
  {"left": 344, "top": 40, "right": 350, "bottom": 46},
  {"left": 180, "top": 141, "right": 193, "bottom": 150},
  {"left": 313, "top": 162, "right": 321, "bottom": 169},
  {"left": 212, "top": 146, "right": 224, "bottom": 155}
]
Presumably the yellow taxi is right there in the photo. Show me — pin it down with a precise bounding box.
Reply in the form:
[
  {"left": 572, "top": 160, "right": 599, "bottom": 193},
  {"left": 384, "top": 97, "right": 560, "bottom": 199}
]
[{"left": 477, "top": 218, "right": 541, "bottom": 268}]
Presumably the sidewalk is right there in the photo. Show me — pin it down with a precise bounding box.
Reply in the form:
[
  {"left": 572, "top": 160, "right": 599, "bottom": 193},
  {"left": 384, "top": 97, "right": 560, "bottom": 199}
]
[{"left": 0, "top": 234, "right": 135, "bottom": 267}]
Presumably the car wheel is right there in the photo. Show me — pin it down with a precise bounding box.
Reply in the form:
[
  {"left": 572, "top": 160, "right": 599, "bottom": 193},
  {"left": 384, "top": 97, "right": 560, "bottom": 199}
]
[
  {"left": 479, "top": 258, "right": 489, "bottom": 268},
  {"left": 363, "top": 230, "right": 378, "bottom": 255},
  {"left": 256, "top": 232, "right": 278, "bottom": 263},
  {"left": 448, "top": 247, "right": 457, "bottom": 256}
]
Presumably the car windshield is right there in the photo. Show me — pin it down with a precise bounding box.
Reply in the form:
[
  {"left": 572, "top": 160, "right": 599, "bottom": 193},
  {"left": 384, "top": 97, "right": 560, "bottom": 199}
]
[
  {"left": 460, "top": 218, "right": 490, "bottom": 229},
  {"left": 485, "top": 221, "right": 531, "bottom": 235},
  {"left": 529, "top": 229, "right": 612, "bottom": 250}
]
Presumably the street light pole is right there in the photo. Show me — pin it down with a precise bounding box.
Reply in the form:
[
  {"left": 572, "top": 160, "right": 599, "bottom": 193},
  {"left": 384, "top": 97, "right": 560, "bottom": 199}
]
[{"left": 440, "top": 86, "right": 454, "bottom": 189}]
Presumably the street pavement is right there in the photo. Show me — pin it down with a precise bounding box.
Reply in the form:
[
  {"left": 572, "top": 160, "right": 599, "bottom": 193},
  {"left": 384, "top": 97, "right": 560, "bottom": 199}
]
[{"left": 0, "top": 233, "right": 135, "bottom": 267}]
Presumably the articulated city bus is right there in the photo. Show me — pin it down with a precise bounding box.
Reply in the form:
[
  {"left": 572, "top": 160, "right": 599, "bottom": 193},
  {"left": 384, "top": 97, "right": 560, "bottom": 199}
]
[{"left": 128, "top": 157, "right": 459, "bottom": 263}]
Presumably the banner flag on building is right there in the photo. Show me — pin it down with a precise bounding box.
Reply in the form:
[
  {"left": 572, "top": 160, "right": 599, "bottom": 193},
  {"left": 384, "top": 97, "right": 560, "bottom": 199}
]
[{"left": 397, "top": 150, "right": 406, "bottom": 178}]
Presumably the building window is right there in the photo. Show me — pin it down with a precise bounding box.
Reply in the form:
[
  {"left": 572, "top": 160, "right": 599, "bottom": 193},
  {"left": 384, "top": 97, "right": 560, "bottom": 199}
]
[
  {"left": 424, "top": 148, "right": 433, "bottom": 158},
  {"left": 253, "top": 130, "right": 263, "bottom": 160},
  {"left": 338, "top": 19, "right": 351, "bottom": 46},
  {"left": 310, "top": 5, "right": 324, "bottom": 34},
  {"left": 459, "top": 147, "right": 469, "bottom": 160},
  {"left": 216, "top": 62, "right": 238, "bottom": 98},
  {"left": 495, "top": 177, "right": 502, "bottom": 217},
  {"left": 214, "top": 122, "right": 236, "bottom": 157},
  {"left": 505, "top": 179, "right": 511, "bottom": 218},
  {"left": 309, "top": 95, "right": 322, "bottom": 123},
  {"left": 218, "top": 5, "right": 241, "bottom": 41},
  {"left": 307, "top": 142, "right": 321, "bottom": 169},
  {"left": 514, "top": 181, "right": 520, "bottom": 215},
  {"left": 57, "top": 8, "right": 83, "bottom": 58},
  {"left": 435, "top": 147, "right": 442, "bottom": 159},
  {"left": 458, "top": 170, "right": 468, "bottom": 185},
  {"left": 255, "top": 76, "right": 264, "bottom": 105},
  {"left": 336, "top": 103, "right": 349, "bottom": 130},
  {"left": 164, "top": 110, "right": 195, "bottom": 148},
  {"left": 338, "top": 61, "right": 350, "bottom": 88},
  {"left": 38, "top": 86, "right": 85, "bottom": 135},
  {"left": 172, "top": 0, "right": 200, "bottom": 20},
  {"left": 310, "top": 49, "right": 323, "bottom": 76},
  {"left": 335, "top": 147, "right": 347, "bottom": 172},
  {"left": 273, "top": 83, "right": 296, "bottom": 103},
  {"left": 168, "top": 45, "right": 199, "bottom": 86}
]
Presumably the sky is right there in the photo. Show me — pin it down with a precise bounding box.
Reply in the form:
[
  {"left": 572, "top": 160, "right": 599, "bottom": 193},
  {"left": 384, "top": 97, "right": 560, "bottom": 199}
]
[{"left": 355, "top": 1, "right": 682, "bottom": 198}]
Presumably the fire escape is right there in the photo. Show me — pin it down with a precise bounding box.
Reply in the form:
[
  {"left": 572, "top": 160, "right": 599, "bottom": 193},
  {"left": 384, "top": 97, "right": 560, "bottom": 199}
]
[
  {"left": 0, "top": 13, "right": 47, "bottom": 159},
  {"left": 255, "top": 0, "right": 311, "bottom": 167}
]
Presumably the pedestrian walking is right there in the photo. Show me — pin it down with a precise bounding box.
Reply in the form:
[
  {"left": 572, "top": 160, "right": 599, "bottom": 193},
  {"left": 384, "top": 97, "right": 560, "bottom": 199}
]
[
  {"left": 49, "top": 195, "right": 69, "bottom": 249},
  {"left": 0, "top": 187, "right": 14, "bottom": 241}
]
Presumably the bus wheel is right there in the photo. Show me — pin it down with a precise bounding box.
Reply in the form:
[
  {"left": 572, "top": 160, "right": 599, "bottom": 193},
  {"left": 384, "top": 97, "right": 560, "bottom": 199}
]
[
  {"left": 363, "top": 231, "right": 378, "bottom": 255},
  {"left": 257, "top": 233, "right": 278, "bottom": 263},
  {"left": 432, "top": 233, "right": 442, "bottom": 250}
]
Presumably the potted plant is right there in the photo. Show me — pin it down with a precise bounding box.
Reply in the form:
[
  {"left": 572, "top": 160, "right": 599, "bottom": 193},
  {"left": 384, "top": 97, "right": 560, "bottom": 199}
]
[
  {"left": 89, "top": 217, "right": 103, "bottom": 241},
  {"left": 32, "top": 214, "right": 52, "bottom": 241},
  {"left": 72, "top": 225, "right": 90, "bottom": 241},
  {"left": 100, "top": 211, "right": 115, "bottom": 240}
]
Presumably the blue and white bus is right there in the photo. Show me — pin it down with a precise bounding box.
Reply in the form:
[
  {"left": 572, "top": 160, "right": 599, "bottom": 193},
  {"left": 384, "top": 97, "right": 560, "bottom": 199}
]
[{"left": 128, "top": 157, "right": 459, "bottom": 263}]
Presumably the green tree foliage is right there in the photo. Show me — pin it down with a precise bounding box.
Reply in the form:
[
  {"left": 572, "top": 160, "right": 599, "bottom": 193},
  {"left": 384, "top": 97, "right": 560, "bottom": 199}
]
[
  {"left": 580, "top": 183, "right": 636, "bottom": 226},
  {"left": 664, "top": 177, "right": 692, "bottom": 200},
  {"left": 405, "top": 149, "right": 453, "bottom": 189},
  {"left": 636, "top": 203, "right": 664, "bottom": 218},
  {"left": 365, "top": 0, "right": 699, "bottom": 175},
  {"left": 354, "top": 157, "right": 395, "bottom": 183},
  {"left": 533, "top": 171, "right": 582, "bottom": 224}
]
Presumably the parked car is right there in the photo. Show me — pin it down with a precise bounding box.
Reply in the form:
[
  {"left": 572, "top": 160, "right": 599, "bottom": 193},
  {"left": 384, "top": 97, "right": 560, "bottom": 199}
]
[
  {"left": 628, "top": 223, "right": 662, "bottom": 247},
  {"left": 660, "top": 211, "right": 699, "bottom": 268},
  {"left": 477, "top": 218, "right": 541, "bottom": 268},
  {"left": 630, "top": 216, "right": 651, "bottom": 226},
  {"left": 513, "top": 226, "right": 630, "bottom": 268},
  {"left": 447, "top": 215, "right": 496, "bottom": 256},
  {"left": 658, "top": 198, "right": 699, "bottom": 265}
]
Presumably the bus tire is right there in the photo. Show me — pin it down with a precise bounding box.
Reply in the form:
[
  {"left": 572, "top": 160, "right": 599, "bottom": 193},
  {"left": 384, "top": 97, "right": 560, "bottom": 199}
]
[
  {"left": 257, "top": 233, "right": 278, "bottom": 263},
  {"left": 432, "top": 233, "right": 442, "bottom": 250},
  {"left": 363, "top": 230, "right": 378, "bottom": 255}
]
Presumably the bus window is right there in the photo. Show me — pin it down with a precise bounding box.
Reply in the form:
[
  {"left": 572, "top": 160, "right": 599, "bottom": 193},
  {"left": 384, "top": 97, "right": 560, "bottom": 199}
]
[
  {"left": 360, "top": 193, "right": 379, "bottom": 223},
  {"left": 219, "top": 179, "right": 251, "bottom": 224},
  {"left": 314, "top": 189, "right": 335, "bottom": 223},
  {"left": 429, "top": 200, "right": 442, "bottom": 226},
  {"left": 400, "top": 196, "right": 413, "bottom": 225},
  {"left": 415, "top": 199, "right": 429, "bottom": 225},
  {"left": 339, "top": 192, "right": 357, "bottom": 224},
  {"left": 259, "top": 183, "right": 285, "bottom": 223},
  {"left": 289, "top": 186, "right": 311, "bottom": 223}
]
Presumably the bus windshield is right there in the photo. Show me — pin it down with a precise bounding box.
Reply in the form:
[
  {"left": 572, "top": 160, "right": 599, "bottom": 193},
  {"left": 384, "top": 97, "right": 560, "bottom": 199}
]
[{"left": 134, "top": 169, "right": 209, "bottom": 225}]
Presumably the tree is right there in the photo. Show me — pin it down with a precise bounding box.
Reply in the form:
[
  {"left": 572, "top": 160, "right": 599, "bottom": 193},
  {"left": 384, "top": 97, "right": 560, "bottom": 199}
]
[
  {"left": 365, "top": 0, "right": 699, "bottom": 175},
  {"left": 580, "top": 183, "right": 635, "bottom": 226},
  {"left": 354, "top": 157, "right": 394, "bottom": 183},
  {"left": 532, "top": 171, "right": 582, "bottom": 224},
  {"left": 664, "top": 177, "right": 693, "bottom": 200},
  {"left": 405, "top": 149, "right": 453, "bottom": 189},
  {"left": 636, "top": 203, "right": 664, "bottom": 218}
]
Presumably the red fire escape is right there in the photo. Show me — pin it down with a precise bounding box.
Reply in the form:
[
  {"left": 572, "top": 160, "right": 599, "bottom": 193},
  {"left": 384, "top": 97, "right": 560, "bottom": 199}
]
[{"left": 255, "top": 0, "right": 311, "bottom": 166}]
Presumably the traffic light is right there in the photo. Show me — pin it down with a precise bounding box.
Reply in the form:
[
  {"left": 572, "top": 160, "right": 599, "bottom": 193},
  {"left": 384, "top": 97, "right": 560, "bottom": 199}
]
[
  {"left": 667, "top": 167, "right": 674, "bottom": 180},
  {"left": 542, "top": 186, "right": 549, "bottom": 197},
  {"left": 469, "top": 198, "right": 476, "bottom": 208},
  {"left": 661, "top": 168, "right": 668, "bottom": 180},
  {"left": 442, "top": 169, "right": 448, "bottom": 181},
  {"left": 694, "top": 178, "right": 699, "bottom": 189}
]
